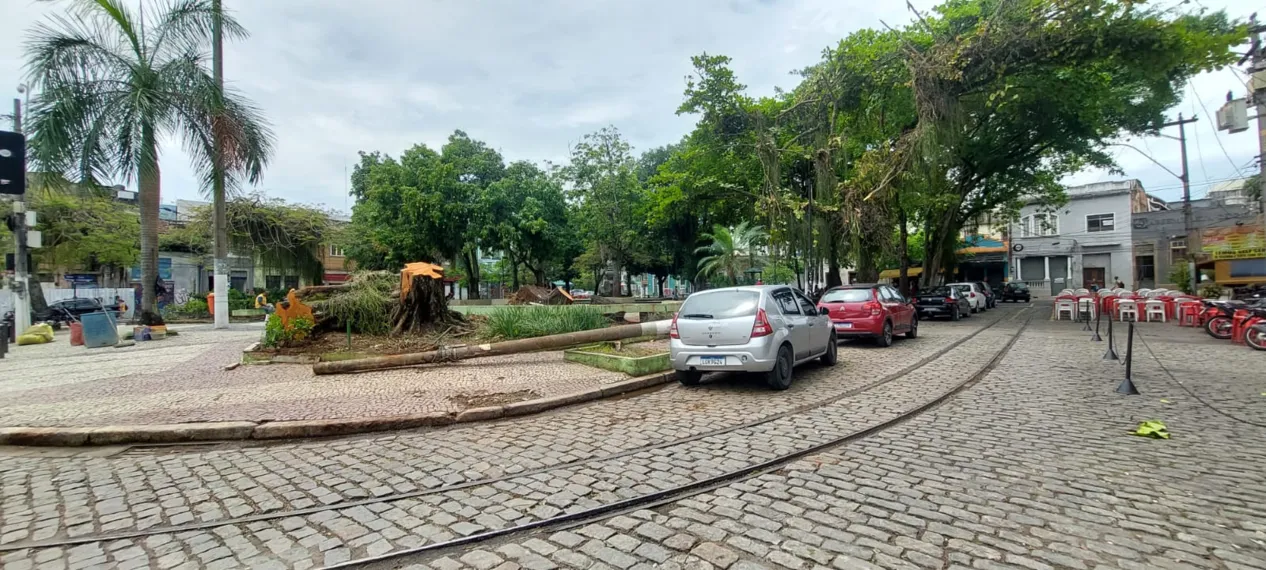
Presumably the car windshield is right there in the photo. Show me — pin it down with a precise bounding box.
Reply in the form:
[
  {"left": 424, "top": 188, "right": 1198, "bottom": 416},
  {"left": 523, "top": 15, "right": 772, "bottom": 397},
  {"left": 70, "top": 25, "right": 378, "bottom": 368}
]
[
  {"left": 820, "top": 289, "right": 872, "bottom": 303},
  {"left": 1010, "top": 284, "right": 1028, "bottom": 291},
  {"left": 926, "top": 287, "right": 953, "bottom": 296},
  {"left": 679, "top": 290, "right": 760, "bottom": 319}
]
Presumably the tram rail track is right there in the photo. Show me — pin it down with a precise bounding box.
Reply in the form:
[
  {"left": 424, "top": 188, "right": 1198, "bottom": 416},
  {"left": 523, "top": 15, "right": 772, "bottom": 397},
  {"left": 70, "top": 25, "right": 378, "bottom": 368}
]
[
  {"left": 0, "top": 307, "right": 1031, "bottom": 562},
  {"left": 343, "top": 310, "right": 1034, "bottom": 569}
]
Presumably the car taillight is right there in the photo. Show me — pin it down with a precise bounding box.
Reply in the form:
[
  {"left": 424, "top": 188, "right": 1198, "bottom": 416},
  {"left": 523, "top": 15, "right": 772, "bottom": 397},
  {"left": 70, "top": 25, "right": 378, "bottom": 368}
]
[
  {"left": 969, "top": 292, "right": 976, "bottom": 298},
  {"left": 669, "top": 313, "right": 680, "bottom": 339},
  {"left": 945, "top": 297, "right": 955, "bottom": 304},
  {"left": 751, "top": 308, "right": 773, "bottom": 337},
  {"left": 864, "top": 301, "right": 882, "bottom": 316}
]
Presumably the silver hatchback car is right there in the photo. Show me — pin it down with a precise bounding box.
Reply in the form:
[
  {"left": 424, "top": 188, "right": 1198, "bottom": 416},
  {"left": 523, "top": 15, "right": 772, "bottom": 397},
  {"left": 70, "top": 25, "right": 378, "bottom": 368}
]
[{"left": 669, "top": 286, "right": 838, "bottom": 390}]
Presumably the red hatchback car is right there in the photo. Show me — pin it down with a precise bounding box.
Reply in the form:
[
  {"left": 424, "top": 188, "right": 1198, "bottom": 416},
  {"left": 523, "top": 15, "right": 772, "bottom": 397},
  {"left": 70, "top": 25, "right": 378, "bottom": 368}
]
[{"left": 817, "top": 284, "right": 918, "bottom": 347}]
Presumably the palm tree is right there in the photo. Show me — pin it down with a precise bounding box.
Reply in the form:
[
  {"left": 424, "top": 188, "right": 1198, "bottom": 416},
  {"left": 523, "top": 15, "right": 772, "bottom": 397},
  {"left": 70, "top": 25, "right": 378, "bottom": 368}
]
[
  {"left": 24, "top": 0, "right": 273, "bottom": 323},
  {"left": 695, "top": 221, "right": 768, "bottom": 285}
]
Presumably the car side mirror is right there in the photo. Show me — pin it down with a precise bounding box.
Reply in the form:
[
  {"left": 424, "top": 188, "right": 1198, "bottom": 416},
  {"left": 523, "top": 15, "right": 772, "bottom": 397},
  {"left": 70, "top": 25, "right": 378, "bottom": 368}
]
[{"left": 819, "top": 307, "right": 831, "bottom": 316}]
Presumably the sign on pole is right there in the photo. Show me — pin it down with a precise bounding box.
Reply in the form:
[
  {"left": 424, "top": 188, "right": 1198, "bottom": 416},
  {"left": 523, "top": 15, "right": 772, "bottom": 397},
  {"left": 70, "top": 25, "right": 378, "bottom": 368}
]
[{"left": 0, "top": 130, "right": 25, "bottom": 196}]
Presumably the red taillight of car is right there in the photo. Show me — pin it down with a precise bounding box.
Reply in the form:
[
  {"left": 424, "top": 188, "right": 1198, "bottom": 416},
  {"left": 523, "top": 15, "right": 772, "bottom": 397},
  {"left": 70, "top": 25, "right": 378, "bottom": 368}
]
[
  {"left": 864, "top": 300, "right": 882, "bottom": 316},
  {"left": 669, "top": 313, "right": 680, "bottom": 339},
  {"left": 751, "top": 308, "right": 773, "bottom": 337},
  {"left": 969, "top": 292, "right": 976, "bottom": 298},
  {"left": 945, "top": 297, "right": 955, "bottom": 304}
]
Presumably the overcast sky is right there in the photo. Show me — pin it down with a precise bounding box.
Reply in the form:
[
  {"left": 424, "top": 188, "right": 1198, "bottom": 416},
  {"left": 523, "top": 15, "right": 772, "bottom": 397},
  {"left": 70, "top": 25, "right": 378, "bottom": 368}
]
[{"left": 1, "top": 0, "right": 1261, "bottom": 213}]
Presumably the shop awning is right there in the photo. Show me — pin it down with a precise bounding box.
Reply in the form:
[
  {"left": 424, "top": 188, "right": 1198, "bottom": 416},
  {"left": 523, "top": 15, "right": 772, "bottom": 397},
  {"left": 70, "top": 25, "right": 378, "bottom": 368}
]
[{"left": 878, "top": 267, "right": 924, "bottom": 279}]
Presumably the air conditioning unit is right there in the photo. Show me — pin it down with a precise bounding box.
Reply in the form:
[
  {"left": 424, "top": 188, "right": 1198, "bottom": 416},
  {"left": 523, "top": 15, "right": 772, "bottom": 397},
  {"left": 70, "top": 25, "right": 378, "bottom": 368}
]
[{"left": 1217, "top": 98, "right": 1248, "bottom": 133}]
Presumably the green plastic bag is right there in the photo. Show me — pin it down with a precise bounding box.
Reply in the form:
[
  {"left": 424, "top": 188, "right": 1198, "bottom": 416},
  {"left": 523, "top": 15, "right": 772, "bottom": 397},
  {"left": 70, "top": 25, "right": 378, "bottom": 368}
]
[{"left": 1132, "top": 420, "right": 1170, "bottom": 439}]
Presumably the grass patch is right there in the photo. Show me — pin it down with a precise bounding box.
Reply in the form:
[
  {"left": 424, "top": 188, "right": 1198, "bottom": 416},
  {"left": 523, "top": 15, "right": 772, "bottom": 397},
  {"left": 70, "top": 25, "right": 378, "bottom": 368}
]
[
  {"left": 485, "top": 305, "right": 608, "bottom": 340},
  {"left": 575, "top": 342, "right": 667, "bottom": 357}
]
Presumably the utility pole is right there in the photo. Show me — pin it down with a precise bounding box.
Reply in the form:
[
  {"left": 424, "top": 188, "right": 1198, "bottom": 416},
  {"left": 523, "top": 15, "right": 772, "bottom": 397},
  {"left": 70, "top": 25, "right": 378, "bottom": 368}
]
[
  {"left": 1250, "top": 16, "right": 1266, "bottom": 220},
  {"left": 1163, "top": 113, "right": 1199, "bottom": 294},
  {"left": 211, "top": 0, "right": 229, "bottom": 329},
  {"left": 10, "top": 97, "right": 30, "bottom": 334}
]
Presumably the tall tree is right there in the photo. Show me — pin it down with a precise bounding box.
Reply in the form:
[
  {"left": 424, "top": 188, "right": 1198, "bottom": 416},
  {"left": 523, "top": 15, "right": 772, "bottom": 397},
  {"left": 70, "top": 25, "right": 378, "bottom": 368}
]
[
  {"left": 564, "top": 127, "right": 646, "bottom": 295},
  {"left": 24, "top": 0, "right": 273, "bottom": 323}
]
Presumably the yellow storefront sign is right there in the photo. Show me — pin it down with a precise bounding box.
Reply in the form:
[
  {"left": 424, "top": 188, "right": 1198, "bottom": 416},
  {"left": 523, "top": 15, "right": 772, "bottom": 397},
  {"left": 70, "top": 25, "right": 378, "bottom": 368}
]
[{"left": 1202, "top": 225, "right": 1265, "bottom": 260}]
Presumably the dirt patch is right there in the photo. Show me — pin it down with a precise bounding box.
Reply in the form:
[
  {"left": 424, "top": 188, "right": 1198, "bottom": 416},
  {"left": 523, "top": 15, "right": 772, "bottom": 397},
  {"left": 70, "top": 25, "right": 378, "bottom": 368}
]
[{"left": 448, "top": 390, "right": 540, "bottom": 408}]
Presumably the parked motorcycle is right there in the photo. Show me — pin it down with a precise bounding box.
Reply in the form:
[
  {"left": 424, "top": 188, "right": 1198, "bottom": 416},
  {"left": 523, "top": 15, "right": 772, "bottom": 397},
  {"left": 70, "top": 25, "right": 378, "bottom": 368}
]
[
  {"left": 1201, "top": 300, "right": 1247, "bottom": 339},
  {"left": 1240, "top": 307, "right": 1266, "bottom": 351}
]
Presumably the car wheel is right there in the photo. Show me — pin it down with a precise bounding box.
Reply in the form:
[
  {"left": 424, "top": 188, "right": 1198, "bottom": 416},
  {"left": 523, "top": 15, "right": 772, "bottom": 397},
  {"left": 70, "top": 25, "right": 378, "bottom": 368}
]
[
  {"left": 820, "top": 332, "right": 838, "bottom": 366},
  {"left": 764, "top": 345, "right": 794, "bottom": 390},
  {"left": 905, "top": 317, "right": 918, "bottom": 339},
  {"left": 675, "top": 370, "right": 702, "bottom": 386},
  {"left": 876, "top": 322, "right": 893, "bottom": 347},
  {"left": 951, "top": 307, "right": 961, "bottom": 321}
]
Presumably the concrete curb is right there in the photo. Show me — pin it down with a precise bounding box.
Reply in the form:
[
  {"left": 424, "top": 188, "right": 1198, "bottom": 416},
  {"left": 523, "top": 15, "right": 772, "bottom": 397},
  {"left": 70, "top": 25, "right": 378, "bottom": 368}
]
[{"left": 0, "top": 372, "right": 674, "bottom": 447}]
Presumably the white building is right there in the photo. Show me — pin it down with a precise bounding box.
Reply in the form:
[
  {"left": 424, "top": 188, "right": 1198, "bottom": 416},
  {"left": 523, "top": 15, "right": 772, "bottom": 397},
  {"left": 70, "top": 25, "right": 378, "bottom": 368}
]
[{"left": 1011, "top": 180, "right": 1161, "bottom": 295}]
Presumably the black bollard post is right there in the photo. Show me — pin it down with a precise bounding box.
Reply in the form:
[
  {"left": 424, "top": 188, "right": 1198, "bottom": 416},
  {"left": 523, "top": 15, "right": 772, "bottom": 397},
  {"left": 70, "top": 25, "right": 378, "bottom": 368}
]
[
  {"left": 1103, "top": 314, "right": 1119, "bottom": 360},
  {"left": 1091, "top": 304, "right": 1103, "bottom": 341},
  {"left": 0, "top": 324, "right": 7, "bottom": 359},
  {"left": 1116, "top": 322, "right": 1139, "bottom": 394}
]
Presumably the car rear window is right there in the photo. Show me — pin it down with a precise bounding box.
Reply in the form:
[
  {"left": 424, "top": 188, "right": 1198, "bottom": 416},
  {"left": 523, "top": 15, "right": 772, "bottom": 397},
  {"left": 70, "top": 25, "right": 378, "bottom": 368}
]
[
  {"left": 1010, "top": 284, "right": 1028, "bottom": 291},
  {"left": 820, "top": 289, "right": 872, "bottom": 303},
  {"left": 927, "top": 287, "right": 953, "bottom": 296},
  {"left": 679, "top": 291, "right": 760, "bottom": 319},
  {"left": 951, "top": 284, "right": 972, "bottom": 294}
]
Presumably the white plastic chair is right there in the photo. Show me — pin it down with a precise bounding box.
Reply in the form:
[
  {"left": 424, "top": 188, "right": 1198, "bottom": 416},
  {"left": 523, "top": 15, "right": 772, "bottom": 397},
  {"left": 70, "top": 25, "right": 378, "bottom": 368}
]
[
  {"left": 1074, "top": 288, "right": 1090, "bottom": 296},
  {"left": 1058, "top": 289, "right": 1074, "bottom": 297},
  {"left": 1117, "top": 299, "right": 1139, "bottom": 322},
  {"left": 1144, "top": 300, "right": 1167, "bottom": 322},
  {"left": 1137, "top": 288, "right": 1152, "bottom": 297},
  {"left": 1055, "top": 299, "right": 1076, "bottom": 321},
  {"left": 1077, "top": 297, "right": 1097, "bottom": 321}
]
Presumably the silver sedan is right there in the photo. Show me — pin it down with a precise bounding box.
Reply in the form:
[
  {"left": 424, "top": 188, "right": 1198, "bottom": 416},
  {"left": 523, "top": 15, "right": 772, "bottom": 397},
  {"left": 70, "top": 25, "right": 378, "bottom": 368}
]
[{"left": 669, "top": 285, "right": 838, "bottom": 390}]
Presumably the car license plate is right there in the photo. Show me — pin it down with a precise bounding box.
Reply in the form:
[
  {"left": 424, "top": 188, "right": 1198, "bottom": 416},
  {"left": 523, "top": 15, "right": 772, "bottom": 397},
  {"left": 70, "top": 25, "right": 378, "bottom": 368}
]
[
  {"left": 700, "top": 356, "right": 725, "bottom": 366},
  {"left": 835, "top": 322, "right": 852, "bottom": 329}
]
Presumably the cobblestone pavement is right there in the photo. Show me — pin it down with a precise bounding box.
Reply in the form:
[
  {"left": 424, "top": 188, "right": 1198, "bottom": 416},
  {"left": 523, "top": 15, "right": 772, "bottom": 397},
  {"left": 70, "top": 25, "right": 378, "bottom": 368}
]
[
  {"left": 0, "top": 324, "right": 631, "bottom": 427},
  {"left": 4, "top": 304, "right": 1263, "bottom": 570}
]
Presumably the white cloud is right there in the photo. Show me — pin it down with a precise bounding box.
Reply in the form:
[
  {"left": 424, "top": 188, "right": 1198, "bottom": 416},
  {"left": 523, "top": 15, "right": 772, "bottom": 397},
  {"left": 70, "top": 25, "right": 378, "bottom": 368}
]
[{"left": 0, "top": 0, "right": 1260, "bottom": 214}]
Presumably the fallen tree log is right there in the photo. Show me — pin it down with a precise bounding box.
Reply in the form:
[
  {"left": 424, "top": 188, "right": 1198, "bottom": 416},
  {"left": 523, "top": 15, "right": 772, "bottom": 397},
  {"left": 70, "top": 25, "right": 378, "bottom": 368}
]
[{"left": 313, "top": 320, "right": 671, "bottom": 375}]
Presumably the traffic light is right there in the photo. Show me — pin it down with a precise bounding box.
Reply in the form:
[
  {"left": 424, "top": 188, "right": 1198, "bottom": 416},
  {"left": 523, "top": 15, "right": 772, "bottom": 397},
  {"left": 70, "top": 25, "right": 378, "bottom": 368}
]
[{"left": 0, "top": 130, "right": 26, "bottom": 196}]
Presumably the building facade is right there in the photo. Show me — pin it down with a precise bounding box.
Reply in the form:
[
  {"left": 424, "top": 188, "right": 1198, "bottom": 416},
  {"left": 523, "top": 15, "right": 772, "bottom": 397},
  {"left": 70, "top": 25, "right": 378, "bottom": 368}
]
[
  {"left": 1132, "top": 199, "right": 1264, "bottom": 289},
  {"left": 1011, "top": 180, "right": 1155, "bottom": 295}
]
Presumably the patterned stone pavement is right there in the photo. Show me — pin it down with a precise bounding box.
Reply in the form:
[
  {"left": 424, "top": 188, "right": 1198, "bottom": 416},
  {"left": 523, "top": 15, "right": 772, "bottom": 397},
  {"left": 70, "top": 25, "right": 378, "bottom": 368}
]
[
  {"left": 2, "top": 304, "right": 1263, "bottom": 570},
  {"left": 0, "top": 324, "right": 632, "bottom": 427}
]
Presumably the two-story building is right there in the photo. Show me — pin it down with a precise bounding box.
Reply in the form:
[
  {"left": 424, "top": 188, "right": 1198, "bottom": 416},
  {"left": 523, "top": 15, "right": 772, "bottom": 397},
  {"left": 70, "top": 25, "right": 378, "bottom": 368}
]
[
  {"left": 1131, "top": 197, "right": 1264, "bottom": 289},
  {"left": 1011, "top": 180, "right": 1159, "bottom": 295}
]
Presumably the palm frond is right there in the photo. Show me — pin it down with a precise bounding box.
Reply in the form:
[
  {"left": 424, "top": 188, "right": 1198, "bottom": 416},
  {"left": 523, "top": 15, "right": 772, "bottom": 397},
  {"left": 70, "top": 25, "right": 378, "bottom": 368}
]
[{"left": 151, "top": 0, "right": 249, "bottom": 60}]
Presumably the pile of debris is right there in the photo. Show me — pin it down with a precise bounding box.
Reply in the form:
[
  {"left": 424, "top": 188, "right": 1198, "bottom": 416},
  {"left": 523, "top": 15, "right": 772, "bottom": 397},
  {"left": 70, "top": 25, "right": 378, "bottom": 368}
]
[{"left": 508, "top": 286, "right": 574, "bottom": 305}]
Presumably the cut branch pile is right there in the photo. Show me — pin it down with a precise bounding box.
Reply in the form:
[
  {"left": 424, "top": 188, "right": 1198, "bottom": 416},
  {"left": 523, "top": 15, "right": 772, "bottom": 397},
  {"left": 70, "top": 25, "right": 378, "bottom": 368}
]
[{"left": 508, "top": 286, "right": 573, "bottom": 305}]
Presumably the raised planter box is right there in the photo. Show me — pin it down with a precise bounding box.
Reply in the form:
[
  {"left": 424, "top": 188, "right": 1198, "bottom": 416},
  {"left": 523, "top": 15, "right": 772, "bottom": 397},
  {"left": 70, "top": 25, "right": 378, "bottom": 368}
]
[{"left": 564, "top": 343, "right": 671, "bottom": 376}]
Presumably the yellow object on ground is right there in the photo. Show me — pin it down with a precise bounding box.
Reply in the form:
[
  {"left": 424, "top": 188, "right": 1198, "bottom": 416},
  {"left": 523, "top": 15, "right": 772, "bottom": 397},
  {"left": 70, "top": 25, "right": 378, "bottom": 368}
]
[
  {"left": 1132, "top": 420, "right": 1170, "bottom": 439},
  {"left": 16, "top": 323, "right": 55, "bottom": 345}
]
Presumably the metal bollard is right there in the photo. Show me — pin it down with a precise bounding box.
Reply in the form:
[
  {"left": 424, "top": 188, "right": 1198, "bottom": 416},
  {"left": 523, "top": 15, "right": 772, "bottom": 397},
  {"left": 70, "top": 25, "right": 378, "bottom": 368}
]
[
  {"left": 1103, "top": 314, "right": 1119, "bottom": 360},
  {"left": 1116, "top": 322, "right": 1139, "bottom": 394},
  {"left": 0, "top": 324, "right": 7, "bottom": 359},
  {"left": 1091, "top": 305, "right": 1103, "bottom": 341}
]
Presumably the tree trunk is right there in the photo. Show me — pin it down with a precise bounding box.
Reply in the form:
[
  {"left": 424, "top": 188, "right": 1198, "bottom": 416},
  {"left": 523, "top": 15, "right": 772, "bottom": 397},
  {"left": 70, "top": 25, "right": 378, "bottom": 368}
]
[
  {"left": 898, "top": 201, "right": 910, "bottom": 297},
  {"left": 391, "top": 274, "right": 460, "bottom": 335},
  {"left": 462, "top": 250, "right": 481, "bottom": 299},
  {"left": 826, "top": 233, "right": 842, "bottom": 287},
  {"left": 138, "top": 123, "right": 162, "bottom": 325},
  {"left": 315, "top": 320, "right": 671, "bottom": 375},
  {"left": 510, "top": 251, "right": 520, "bottom": 290},
  {"left": 624, "top": 268, "right": 632, "bottom": 297}
]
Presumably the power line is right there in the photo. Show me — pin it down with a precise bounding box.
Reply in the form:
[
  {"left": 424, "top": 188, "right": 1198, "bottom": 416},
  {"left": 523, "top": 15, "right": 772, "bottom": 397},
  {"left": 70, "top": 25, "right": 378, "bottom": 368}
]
[{"left": 1190, "top": 83, "right": 1245, "bottom": 175}]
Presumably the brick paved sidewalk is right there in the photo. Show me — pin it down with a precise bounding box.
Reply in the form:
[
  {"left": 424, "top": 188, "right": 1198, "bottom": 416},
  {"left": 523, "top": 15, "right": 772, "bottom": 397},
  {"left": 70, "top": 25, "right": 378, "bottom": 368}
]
[
  {"left": 373, "top": 313, "right": 1266, "bottom": 570},
  {"left": 0, "top": 324, "right": 630, "bottom": 427}
]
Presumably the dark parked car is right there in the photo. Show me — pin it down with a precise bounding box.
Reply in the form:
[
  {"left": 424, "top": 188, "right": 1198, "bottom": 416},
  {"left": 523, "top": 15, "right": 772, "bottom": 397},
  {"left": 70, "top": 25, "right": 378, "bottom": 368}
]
[
  {"left": 34, "top": 297, "right": 120, "bottom": 327},
  {"left": 999, "top": 282, "right": 1031, "bottom": 303},
  {"left": 915, "top": 286, "right": 972, "bottom": 321}
]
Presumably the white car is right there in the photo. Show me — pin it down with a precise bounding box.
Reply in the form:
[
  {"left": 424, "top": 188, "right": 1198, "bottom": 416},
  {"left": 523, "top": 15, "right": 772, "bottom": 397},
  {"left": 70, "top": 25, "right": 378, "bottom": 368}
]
[
  {"left": 947, "top": 282, "right": 988, "bottom": 313},
  {"left": 669, "top": 286, "right": 838, "bottom": 390}
]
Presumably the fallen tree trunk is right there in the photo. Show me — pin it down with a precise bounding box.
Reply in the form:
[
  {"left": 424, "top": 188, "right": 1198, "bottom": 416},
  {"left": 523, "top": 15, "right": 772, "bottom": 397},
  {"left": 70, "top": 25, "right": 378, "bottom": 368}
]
[
  {"left": 294, "top": 284, "right": 351, "bottom": 299},
  {"left": 313, "top": 320, "right": 671, "bottom": 375}
]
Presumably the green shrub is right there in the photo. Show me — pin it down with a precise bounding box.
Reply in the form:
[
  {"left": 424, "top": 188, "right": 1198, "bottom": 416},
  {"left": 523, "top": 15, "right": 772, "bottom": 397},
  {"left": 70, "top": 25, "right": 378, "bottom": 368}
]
[
  {"left": 1169, "top": 263, "right": 1193, "bottom": 294},
  {"left": 485, "top": 306, "right": 607, "bottom": 340},
  {"left": 261, "top": 314, "right": 315, "bottom": 348},
  {"left": 162, "top": 298, "right": 209, "bottom": 320},
  {"left": 1200, "top": 283, "right": 1224, "bottom": 298}
]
